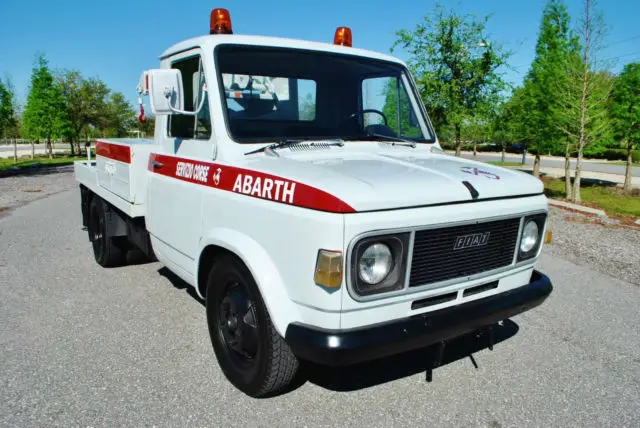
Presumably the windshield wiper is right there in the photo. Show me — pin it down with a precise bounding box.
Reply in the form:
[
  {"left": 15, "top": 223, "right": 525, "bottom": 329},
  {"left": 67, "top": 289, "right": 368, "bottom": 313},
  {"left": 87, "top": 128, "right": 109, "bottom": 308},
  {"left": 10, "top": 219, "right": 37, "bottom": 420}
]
[
  {"left": 244, "top": 139, "right": 344, "bottom": 156},
  {"left": 244, "top": 139, "right": 302, "bottom": 156},
  {"left": 366, "top": 133, "right": 417, "bottom": 148}
]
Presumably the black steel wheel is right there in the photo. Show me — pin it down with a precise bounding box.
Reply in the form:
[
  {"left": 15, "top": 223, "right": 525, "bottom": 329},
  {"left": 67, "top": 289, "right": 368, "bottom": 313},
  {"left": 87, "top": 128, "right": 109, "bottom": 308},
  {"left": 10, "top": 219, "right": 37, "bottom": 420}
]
[
  {"left": 205, "top": 253, "right": 300, "bottom": 397},
  {"left": 88, "top": 197, "right": 125, "bottom": 267}
]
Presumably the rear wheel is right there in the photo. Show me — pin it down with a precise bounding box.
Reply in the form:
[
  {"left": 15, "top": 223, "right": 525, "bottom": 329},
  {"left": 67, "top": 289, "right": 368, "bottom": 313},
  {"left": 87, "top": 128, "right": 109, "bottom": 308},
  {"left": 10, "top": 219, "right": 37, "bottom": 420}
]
[
  {"left": 205, "top": 254, "right": 300, "bottom": 397},
  {"left": 88, "top": 197, "right": 126, "bottom": 267}
]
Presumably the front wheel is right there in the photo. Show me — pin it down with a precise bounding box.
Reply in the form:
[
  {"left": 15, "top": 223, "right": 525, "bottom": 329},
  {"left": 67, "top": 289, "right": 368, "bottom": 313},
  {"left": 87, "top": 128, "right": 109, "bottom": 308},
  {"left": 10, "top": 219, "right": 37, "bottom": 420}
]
[{"left": 205, "top": 254, "right": 300, "bottom": 397}]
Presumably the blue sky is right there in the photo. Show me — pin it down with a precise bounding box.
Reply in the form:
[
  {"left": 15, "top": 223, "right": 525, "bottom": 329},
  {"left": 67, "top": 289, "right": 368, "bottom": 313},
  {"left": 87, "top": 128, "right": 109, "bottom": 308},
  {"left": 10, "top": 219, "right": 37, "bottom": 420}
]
[{"left": 1, "top": 0, "right": 639, "bottom": 110}]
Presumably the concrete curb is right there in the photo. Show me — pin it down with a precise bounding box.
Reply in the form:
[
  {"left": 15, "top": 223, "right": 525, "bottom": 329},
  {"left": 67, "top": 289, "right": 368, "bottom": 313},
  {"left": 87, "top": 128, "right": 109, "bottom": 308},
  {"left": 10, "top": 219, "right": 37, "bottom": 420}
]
[{"left": 548, "top": 199, "right": 607, "bottom": 217}]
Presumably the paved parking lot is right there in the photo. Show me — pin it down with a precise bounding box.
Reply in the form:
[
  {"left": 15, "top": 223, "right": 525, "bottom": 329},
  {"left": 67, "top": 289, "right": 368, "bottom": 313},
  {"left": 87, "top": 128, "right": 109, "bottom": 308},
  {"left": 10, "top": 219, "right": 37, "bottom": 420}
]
[{"left": 1, "top": 173, "right": 639, "bottom": 426}]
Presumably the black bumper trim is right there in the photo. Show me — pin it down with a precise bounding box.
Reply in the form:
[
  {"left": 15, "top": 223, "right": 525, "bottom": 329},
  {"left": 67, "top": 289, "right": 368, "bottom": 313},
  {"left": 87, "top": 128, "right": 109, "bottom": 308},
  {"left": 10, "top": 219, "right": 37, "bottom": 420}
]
[{"left": 285, "top": 270, "right": 552, "bottom": 366}]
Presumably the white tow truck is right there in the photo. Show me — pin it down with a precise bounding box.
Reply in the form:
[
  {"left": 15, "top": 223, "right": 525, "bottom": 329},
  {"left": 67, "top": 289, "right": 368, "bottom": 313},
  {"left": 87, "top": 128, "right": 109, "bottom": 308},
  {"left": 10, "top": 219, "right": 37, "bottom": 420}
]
[{"left": 74, "top": 8, "right": 553, "bottom": 397}]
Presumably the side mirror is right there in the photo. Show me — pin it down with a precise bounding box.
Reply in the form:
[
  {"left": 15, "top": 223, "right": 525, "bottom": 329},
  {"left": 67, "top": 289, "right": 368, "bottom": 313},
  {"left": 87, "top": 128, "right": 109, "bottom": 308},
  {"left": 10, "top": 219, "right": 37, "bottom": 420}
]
[{"left": 138, "top": 69, "right": 185, "bottom": 115}]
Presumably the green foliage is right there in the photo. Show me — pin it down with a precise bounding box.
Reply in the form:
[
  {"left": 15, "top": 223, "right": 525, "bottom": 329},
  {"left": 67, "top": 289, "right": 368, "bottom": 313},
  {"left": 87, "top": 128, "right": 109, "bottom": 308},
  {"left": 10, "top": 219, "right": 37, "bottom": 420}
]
[
  {"left": 522, "top": 0, "right": 579, "bottom": 154},
  {"left": 0, "top": 78, "right": 17, "bottom": 138},
  {"left": 103, "top": 92, "right": 136, "bottom": 137},
  {"left": 380, "top": 78, "right": 423, "bottom": 138},
  {"left": 542, "top": 177, "right": 640, "bottom": 217},
  {"left": 608, "top": 62, "right": 640, "bottom": 152},
  {"left": 22, "top": 54, "right": 68, "bottom": 142},
  {"left": 0, "top": 154, "right": 78, "bottom": 171},
  {"left": 391, "top": 3, "right": 510, "bottom": 146}
]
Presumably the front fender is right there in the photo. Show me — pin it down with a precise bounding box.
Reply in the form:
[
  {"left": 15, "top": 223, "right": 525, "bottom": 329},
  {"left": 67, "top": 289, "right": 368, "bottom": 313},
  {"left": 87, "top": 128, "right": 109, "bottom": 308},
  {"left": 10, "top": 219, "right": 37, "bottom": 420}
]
[{"left": 196, "top": 227, "right": 301, "bottom": 337}]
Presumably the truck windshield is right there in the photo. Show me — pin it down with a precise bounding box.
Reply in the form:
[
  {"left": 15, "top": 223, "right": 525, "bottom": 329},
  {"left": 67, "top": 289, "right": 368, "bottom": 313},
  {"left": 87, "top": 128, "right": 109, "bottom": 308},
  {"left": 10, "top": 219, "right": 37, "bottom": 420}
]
[{"left": 214, "top": 45, "right": 435, "bottom": 144}]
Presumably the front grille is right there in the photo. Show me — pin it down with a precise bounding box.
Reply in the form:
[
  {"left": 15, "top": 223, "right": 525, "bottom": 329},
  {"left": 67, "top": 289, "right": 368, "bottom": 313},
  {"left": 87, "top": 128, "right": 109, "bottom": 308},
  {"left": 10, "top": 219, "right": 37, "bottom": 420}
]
[{"left": 408, "top": 217, "right": 522, "bottom": 287}]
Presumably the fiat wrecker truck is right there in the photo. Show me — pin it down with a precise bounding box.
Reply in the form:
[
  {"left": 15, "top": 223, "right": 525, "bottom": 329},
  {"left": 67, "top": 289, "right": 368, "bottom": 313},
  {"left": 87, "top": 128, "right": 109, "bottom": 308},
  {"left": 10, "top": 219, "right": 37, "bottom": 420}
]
[{"left": 74, "top": 8, "right": 553, "bottom": 397}]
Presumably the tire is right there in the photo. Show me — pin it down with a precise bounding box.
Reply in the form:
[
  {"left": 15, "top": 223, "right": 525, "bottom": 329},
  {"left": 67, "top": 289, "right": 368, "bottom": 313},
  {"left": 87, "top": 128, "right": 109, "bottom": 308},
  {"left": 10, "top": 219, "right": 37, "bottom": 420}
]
[
  {"left": 205, "top": 254, "right": 300, "bottom": 397},
  {"left": 88, "top": 197, "right": 126, "bottom": 267}
]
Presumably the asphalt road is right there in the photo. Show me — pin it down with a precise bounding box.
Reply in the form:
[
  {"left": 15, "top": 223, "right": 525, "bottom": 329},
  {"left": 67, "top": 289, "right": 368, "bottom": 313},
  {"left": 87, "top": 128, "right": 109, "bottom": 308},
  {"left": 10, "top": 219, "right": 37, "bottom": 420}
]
[
  {"left": 1, "top": 187, "right": 639, "bottom": 426},
  {"left": 464, "top": 152, "right": 640, "bottom": 177}
]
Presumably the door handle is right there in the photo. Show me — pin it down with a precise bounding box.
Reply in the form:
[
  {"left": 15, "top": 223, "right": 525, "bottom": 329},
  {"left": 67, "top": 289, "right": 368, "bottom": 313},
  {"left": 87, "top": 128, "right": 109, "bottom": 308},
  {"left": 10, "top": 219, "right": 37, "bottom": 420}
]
[{"left": 151, "top": 160, "right": 164, "bottom": 169}]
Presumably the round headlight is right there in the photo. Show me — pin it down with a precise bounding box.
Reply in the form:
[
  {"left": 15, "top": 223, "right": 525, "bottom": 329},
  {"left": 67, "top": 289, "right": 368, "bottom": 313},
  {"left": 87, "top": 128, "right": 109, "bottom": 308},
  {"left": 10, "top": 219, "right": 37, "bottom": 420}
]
[
  {"left": 520, "top": 220, "right": 539, "bottom": 253},
  {"left": 358, "top": 243, "right": 393, "bottom": 285}
]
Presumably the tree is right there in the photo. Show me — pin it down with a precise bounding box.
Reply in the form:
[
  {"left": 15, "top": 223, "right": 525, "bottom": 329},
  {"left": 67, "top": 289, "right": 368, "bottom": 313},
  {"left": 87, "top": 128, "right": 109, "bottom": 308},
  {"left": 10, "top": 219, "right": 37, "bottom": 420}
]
[
  {"left": 609, "top": 62, "right": 640, "bottom": 193},
  {"left": 391, "top": 3, "right": 510, "bottom": 156},
  {"left": 0, "top": 78, "right": 16, "bottom": 140},
  {"left": 103, "top": 92, "right": 136, "bottom": 137},
  {"left": 380, "top": 78, "right": 422, "bottom": 138},
  {"left": 135, "top": 114, "right": 156, "bottom": 138},
  {"left": 22, "top": 54, "right": 67, "bottom": 158},
  {"left": 568, "top": 0, "right": 613, "bottom": 202},
  {"left": 520, "top": 0, "right": 578, "bottom": 179}
]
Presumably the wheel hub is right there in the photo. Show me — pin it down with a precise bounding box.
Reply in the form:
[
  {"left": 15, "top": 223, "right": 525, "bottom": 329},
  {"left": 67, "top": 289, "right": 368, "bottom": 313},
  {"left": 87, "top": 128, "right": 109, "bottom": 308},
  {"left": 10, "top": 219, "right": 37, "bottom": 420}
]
[{"left": 218, "top": 282, "right": 258, "bottom": 362}]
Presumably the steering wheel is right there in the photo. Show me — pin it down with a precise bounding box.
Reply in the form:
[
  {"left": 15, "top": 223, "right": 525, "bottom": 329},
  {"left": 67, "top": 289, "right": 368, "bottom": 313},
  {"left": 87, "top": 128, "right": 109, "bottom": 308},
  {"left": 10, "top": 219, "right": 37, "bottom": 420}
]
[{"left": 342, "top": 109, "right": 388, "bottom": 127}]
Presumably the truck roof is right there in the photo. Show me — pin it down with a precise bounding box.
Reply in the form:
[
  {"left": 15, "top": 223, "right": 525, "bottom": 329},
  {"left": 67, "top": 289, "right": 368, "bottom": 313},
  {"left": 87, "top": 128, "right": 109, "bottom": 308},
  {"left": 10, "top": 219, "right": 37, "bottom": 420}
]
[{"left": 159, "top": 34, "right": 407, "bottom": 66}]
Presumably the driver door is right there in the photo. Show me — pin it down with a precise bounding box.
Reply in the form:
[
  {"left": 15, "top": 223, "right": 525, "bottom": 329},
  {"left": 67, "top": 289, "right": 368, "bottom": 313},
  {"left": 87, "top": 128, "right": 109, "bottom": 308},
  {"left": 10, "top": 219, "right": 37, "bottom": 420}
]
[{"left": 146, "top": 49, "right": 213, "bottom": 277}]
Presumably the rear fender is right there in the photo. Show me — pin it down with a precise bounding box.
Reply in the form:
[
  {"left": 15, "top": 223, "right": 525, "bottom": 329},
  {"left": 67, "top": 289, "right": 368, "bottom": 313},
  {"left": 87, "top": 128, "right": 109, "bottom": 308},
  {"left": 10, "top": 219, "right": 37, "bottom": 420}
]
[{"left": 196, "top": 228, "right": 300, "bottom": 337}]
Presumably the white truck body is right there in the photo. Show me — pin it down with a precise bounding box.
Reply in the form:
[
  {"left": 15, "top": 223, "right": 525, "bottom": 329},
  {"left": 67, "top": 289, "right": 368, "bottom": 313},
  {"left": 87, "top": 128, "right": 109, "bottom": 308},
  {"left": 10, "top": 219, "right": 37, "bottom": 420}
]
[{"left": 74, "top": 11, "right": 553, "bottom": 397}]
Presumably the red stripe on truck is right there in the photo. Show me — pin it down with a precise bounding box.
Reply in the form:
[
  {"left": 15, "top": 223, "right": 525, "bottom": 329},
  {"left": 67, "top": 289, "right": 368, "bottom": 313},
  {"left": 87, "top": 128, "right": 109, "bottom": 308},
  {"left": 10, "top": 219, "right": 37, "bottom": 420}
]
[
  {"left": 148, "top": 153, "right": 356, "bottom": 213},
  {"left": 95, "top": 140, "right": 131, "bottom": 164}
]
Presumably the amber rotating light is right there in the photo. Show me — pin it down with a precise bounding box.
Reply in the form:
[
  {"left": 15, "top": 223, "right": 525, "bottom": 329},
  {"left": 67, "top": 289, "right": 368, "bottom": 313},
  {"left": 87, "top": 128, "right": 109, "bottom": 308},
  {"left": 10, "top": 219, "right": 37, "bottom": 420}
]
[
  {"left": 210, "top": 8, "right": 233, "bottom": 34},
  {"left": 333, "top": 26, "right": 352, "bottom": 47}
]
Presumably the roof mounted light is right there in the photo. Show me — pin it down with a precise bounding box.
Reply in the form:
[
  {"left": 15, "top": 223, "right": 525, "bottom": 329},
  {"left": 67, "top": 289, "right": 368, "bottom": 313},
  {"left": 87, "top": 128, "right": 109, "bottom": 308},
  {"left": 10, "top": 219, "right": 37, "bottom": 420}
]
[
  {"left": 333, "top": 26, "right": 352, "bottom": 47},
  {"left": 210, "top": 8, "right": 232, "bottom": 34}
]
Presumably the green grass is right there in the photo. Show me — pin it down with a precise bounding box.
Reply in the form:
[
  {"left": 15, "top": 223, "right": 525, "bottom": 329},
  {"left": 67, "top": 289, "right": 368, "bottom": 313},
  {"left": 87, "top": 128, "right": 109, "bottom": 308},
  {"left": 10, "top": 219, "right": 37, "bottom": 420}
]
[
  {"left": 488, "top": 161, "right": 525, "bottom": 167},
  {"left": 542, "top": 177, "right": 640, "bottom": 218},
  {"left": 0, "top": 154, "right": 80, "bottom": 171}
]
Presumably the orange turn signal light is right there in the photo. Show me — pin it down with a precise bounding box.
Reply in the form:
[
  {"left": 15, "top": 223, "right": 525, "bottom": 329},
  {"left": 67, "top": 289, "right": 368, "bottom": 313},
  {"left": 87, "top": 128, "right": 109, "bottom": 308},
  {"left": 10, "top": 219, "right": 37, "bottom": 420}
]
[
  {"left": 334, "top": 26, "right": 352, "bottom": 47},
  {"left": 314, "top": 250, "right": 343, "bottom": 288},
  {"left": 544, "top": 220, "right": 552, "bottom": 244},
  {"left": 210, "top": 8, "right": 233, "bottom": 34}
]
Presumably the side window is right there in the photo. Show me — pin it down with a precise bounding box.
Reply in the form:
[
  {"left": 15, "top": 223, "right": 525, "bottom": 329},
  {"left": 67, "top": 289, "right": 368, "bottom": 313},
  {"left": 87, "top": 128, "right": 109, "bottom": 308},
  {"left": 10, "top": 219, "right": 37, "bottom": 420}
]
[
  {"left": 167, "top": 55, "right": 212, "bottom": 140},
  {"left": 222, "top": 74, "right": 316, "bottom": 121},
  {"left": 361, "top": 76, "right": 423, "bottom": 139}
]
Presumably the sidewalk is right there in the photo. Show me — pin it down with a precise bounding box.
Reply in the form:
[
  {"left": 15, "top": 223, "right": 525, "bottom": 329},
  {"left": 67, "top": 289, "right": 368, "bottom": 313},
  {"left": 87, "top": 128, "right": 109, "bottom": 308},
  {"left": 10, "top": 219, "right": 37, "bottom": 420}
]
[
  {"left": 450, "top": 149, "right": 622, "bottom": 164},
  {"left": 508, "top": 164, "right": 640, "bottom": 189}
]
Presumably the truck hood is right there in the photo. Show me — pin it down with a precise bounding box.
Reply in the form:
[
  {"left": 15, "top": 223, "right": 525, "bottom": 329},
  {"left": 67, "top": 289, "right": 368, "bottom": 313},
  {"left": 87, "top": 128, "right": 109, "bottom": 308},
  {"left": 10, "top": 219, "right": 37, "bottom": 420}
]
[{"left": 240, "top": 146, "right": 544, "bottom": 212}]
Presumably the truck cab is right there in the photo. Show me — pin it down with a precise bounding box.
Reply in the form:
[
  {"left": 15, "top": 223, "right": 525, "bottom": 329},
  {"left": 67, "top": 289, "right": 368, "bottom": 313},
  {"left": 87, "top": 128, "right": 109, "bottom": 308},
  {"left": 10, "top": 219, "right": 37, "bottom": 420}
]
[{"left": 74, "top": 8, "right": 553, "bottom": 398}]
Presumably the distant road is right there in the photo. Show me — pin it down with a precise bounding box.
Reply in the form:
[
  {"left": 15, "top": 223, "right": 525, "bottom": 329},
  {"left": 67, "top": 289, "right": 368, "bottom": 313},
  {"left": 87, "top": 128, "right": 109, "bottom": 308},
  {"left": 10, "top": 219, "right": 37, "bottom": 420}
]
[{"left": 459, "top": 152, "right": 640, "bottom": 177}]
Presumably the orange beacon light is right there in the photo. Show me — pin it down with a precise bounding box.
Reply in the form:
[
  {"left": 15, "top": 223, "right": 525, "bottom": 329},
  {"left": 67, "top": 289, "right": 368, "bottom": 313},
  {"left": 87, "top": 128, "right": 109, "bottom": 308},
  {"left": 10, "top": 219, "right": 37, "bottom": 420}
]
[
  {"left": 210, "top": 8, "right": 233, "bottom": 34},
  {"left": 334, "top": 26, "right": 352, "bottom": 47}
]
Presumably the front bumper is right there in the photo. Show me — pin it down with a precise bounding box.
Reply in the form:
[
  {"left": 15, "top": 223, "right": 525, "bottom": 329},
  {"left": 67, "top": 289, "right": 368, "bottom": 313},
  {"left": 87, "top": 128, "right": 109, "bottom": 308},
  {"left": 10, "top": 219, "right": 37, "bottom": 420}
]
[{"left": 285, "top": 270, "right": 552, "bottom": 366}]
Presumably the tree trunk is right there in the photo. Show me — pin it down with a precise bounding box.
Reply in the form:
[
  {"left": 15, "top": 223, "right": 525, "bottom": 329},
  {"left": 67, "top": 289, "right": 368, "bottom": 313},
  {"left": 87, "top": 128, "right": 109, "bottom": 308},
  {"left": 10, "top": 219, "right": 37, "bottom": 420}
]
[
  {"left": 501, "top": 145, "right": 506, "bottom": 163},
  {"left": 473, "top": 142, "right": 477, "bottom": 157},
  {"left": 574, "top": 0, "right": 591, "bottom": 203},
  {"left": 572, "top": 144, "right": 584, "bottom": 202},
  {"left": 564, "top": 143, "right": 573, "bottom": 199},
  {"left": 623, "top": 145, "right": 632, "bottom": 194},
  {"left": 69, "top": 138, "right": 75, "bottom": 156},
  {"left": 455, "top": 125, "right": 462, "bottom": 157},
  {"left": 31, "top": 140, "right": 35, "bottom": 159},
  {"left": 47, "top": 137, "right": 53, "bottom": 159},
  {"left": 13, "top": 139, "right": 18, "bottom": 162},
  {"left": 533, "top": 154, "right": 541, "bottom": 177}
]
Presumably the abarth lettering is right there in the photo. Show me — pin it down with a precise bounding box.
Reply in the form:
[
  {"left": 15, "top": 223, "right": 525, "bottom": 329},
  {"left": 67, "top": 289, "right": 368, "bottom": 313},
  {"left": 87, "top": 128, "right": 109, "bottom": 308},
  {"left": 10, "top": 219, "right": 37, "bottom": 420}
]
[{"left": 232, "top": 174, "right": 296, "bottom": 204}]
